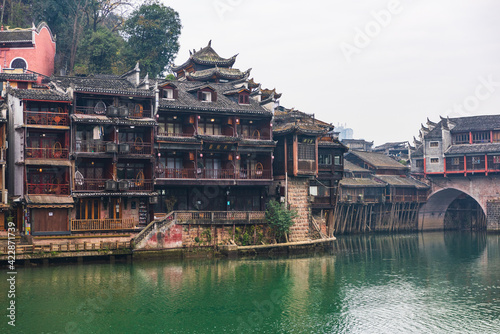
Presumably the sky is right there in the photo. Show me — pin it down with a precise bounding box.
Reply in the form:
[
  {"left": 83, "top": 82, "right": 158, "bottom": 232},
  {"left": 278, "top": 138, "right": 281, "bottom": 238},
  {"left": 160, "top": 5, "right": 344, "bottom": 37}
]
[{"left": 159, "top": 0, "right": 500, "bottom": 146}]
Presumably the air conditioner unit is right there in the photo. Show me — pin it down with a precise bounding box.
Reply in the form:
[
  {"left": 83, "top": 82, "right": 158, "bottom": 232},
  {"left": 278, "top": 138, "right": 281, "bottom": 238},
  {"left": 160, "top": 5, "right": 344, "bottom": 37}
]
[
  {"left": 105, "top": 180, "right": 117, "bottom": 191},
  {"left": 105, "top": 142, "right": 118, "bottom": 153},
  {"left": 107, "top": 106, "right": 118, "bottom": 117},
  {"left": 119, "top": 143, "right": 130, "bottom": 153},
  {"left": 118, "top": 180, "right": 129, "bottom": 191},
  {"left": 118, "top": 106, "right": 129, "bottom": 117}
]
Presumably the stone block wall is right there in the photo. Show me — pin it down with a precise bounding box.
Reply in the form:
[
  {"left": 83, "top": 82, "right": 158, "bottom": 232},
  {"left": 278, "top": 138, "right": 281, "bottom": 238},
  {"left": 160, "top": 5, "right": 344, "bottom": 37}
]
[
  {"left": 487, "top": 200, "right": 500, "bottom": 231},
  {"left": 287, "top": 178, "right": 311, "bottom": 242}
]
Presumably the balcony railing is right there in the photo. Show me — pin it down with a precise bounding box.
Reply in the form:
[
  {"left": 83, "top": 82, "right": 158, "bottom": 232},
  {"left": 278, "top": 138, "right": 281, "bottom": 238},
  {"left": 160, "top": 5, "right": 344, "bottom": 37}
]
[
  {"left": 121, "top": 179, "right": 153, "bottom": 191},
  {"left": 240, "top": 134, "right": 271, "bottom": 140},
  {"left": 71, "top": 218, "right": 136, "bottom": 231},
  {"left": 174, "top": 211, "right": 266, "bottom": 225},
  {"left": 74, "top": 179, "right": 107, "bottom": 192},
  {"left": 75, "top": 140, "right": 113, "bottom": 153},
  {"left": 26, "top": 147, "right": 69, "bottom": 159},
  {"left": 74, "top": 179, "right": 153, "bottom": 192},
  {"left": 24, "top": 111, "right": 69, "bottom": 126},
  {"left": 75, "top": 106, "right": 152, "bottom": 118},
  {"left": 27, "top": 183, "right": 70, "bottom": 195},
  {"left": 155, "top": 168, "right": 272, "bottom": 180},
  {"left": 124, "top": 141, "right": 152, "bottom": 155},
  {"left": 157, "top": 131, "right": 193, "bottom": 138}
]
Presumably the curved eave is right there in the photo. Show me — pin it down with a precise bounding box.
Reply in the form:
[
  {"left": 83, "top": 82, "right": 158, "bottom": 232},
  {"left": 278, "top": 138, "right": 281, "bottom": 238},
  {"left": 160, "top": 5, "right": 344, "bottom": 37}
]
[
  {"left": 158, "top": 103, "right": 272, "bottom": 115},
  {"left": 74, "top": 88, "right": 154, "bottom": 97}
]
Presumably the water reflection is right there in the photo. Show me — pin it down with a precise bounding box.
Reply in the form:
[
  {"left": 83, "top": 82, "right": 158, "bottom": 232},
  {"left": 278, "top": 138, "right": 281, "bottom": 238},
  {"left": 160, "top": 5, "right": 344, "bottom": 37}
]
[{"left": 5, "top": 233, "right": 500, "bottom": 334}]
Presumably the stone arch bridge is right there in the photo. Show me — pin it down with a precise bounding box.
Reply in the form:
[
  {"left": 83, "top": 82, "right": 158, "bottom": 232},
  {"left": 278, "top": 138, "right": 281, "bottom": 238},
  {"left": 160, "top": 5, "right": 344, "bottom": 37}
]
[{"left": 418, "top": 175, "right": 500, "bottom": 231}]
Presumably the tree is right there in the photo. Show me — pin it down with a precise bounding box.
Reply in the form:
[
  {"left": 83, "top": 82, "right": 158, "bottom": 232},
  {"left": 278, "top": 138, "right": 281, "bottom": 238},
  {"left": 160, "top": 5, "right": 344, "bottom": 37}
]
[
  {"left": 123, "top": 0, "right": 181, "bottom": 78},
  {"left": 265, "top": 200, "right": 298, "bottom": 243},
  {"left": 75, "top": 26, "right": 124, "bottom": 74}
]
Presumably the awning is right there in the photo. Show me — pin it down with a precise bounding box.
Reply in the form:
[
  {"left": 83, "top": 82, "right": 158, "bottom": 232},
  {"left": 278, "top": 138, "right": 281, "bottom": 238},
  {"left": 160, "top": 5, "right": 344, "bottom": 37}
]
[
  {"left": 24, "top": 159, "right": 72, "bottom": 167},
  {"left": 25, "top": 195, "right": 74, "bottom": 208}
]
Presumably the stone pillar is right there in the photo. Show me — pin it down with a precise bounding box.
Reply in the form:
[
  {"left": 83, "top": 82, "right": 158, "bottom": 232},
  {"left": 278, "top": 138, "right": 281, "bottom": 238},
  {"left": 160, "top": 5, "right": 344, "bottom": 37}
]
[{"left": 287, "top": 177, "right": 310, "bottom": 242}]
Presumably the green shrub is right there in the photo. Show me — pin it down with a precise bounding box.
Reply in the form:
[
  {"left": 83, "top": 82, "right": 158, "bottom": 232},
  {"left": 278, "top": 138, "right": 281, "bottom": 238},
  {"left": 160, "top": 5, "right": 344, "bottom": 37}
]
[{"left": 265, "top": 200, "right": 298, "bottom": 243}]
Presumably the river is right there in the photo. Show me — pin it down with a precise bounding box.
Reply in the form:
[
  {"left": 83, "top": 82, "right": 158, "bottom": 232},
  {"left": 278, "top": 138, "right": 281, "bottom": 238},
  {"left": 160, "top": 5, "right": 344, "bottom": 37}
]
[{"left": 3, "top": 232, "right": 500, "bottom": 333}]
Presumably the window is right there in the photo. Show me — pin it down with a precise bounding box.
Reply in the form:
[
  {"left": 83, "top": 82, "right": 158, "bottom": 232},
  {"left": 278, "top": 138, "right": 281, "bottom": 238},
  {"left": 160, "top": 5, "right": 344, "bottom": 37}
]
[
  {"left": 493, "top": 156, "right": 500, "bottom": 164},
  {"left": 162, "top": 89, "right": 174, "bottom": 99},
  {"left": 472, "top": 157, "right": 481, "bottom": 164},
  {"left": 415, "top": 159, "right": 424, "bottom": 168},
  {"left": 239, "top": 94, "right": 249, "bottom": 104},
  {"left": 319, "top": 154, "right": 332, "bottom": 165},
  {"left": 17, "top": 82, "right": 28, "bottom": 89},
  {"left": 334, "top": 155, "right": 342, "bottom": 166},
  {"left": 454, "top": 133, "right": 469, "bottom": 144},
  {"left": 451, "top": 157, "right": 460, "bottom": 165},
  {"left": 76, "top": 199, "right": 100, "bottom": 220},
  {"left": 430, "top": 142, "right": 439, "bottom": 147},
  {"left": 430, "top": 158, "right": 439, "bottom": 163},
  {"left": 472, "top": 131, "right": 490, "bottom": 143},
  {"left": 198, "top": 119, "right": 221, "bottom": 135},
  {"left": 298, "top": 143, "right": 315, "bottom": 160},
  {"left": 10, "top": 58, "right": 27, "bottom": 70},
  {"left": 200, "top": 91, "right": 212, "bottom": 102}
]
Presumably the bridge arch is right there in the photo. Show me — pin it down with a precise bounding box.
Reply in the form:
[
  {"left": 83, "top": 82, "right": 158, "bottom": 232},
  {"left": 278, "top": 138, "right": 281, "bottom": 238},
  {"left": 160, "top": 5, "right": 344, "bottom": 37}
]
[{"left": 418, "top": 188, "right": 486, "bottom": 231}]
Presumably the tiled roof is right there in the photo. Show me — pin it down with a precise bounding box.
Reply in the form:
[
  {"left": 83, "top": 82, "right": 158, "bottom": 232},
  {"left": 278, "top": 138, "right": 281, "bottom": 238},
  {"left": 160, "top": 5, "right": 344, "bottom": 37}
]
[
  {"left": 343, "top": 160, "right": 371, "bottom": 173},
  {"left": 374, "top": 175, "right": 429, "bottom": 189},
  {"left": 8, "top": 88, "right": 71, "bottom": 101},
  {"left": 411, "top": 145, "right": 424, "bottom": 158},
  {"left": 0, "top": 73, "right": 38, "bottom": 81},
  {"left": 172, "top": 41, "right": 237, "bottom": 72},
  {"left": 157, "top": 80, "right": 272, "bottom": 115},
  {"left": 273, "top": 109, "right": 330, "bottom": 136},
  {"left": 423, "top": 125, "right": 442, "bottom": 139},
  {"left": 347, "top": 150, "right": 408, "bottom": 170},
  {"left": 373, "top": 141, "right": 408, "bottom": 151},
  {"left": 340, "top": 178, "right": 385, "bottom": 187},
  {"left": 0, "top": 30, "right": 32, "bottom": 43},
  {"left": 449, "top": 114, "right": 500, "bottom": 132},
  {"left": 51, "top": 75, "right": 154, "bottom": 97},
  {"left": 71, "top": 114, "right": 156, "bottom": 126},
  {"left": 444, "top": 143, "right": 500, "bottom": 156},
  {"left": 186, "top": 67, "right": 248, "bottom": 81},
  {"left": 318, "top": 140, "right": 348, "bottom": 150}
]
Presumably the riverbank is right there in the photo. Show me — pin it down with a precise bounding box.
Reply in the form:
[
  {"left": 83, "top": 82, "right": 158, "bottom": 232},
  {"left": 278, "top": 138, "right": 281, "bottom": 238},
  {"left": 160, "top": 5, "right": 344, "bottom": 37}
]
[{"left": 0, "top": 237, "right": 336, "bottom": 266}]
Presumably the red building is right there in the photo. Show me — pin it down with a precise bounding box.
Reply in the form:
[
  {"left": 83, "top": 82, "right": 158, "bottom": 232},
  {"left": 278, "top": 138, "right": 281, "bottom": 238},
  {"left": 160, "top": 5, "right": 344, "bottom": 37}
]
[{"left": 0, "top": 22, "right": 56, "bottom": 79}]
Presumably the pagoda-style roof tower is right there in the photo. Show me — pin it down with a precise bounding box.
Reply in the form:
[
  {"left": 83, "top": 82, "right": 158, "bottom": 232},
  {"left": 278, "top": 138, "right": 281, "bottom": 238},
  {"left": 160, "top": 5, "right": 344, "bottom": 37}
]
[{"left": 171, "top": 41, "right": 249, "bottom": 82}]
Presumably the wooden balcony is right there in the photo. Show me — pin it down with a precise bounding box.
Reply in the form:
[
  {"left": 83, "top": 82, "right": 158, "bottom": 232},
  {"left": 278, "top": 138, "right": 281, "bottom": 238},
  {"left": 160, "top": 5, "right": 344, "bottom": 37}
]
[
  {"left": 74, "top": 179, "right": 153, "bottom": 192},
  {"left": 124, "top": 179, "right": 153, "bottom": 191},
  {"left": 240, "top": 133, "right": 271, "bottom": 141},
  {"left": 174, "top": 211, "right": 266, "bottom": 225},
  {"left": 157, "top": 131, "right": 193, "bottom": 138},
  {"left": 26, "top": 147, "right": 69, "bottom": 159},
  {"left": 71, "top": 218, "right": 136, "bottom": 231},
  {"left": 24, "top": 111, "right": 69, "bottom": 126},
  {"left": 123, "top": 141, "right": 152, "bottom": 155},
  {"left": 75, "top": 140, "right": 113, "bottom": 153},
  {"left": 75, "top": 106, "right": 152, "bottom": 118},
  {"left": 74, "top": 179, "right": 107, "bottom": 192},
  {"left": 27, "top": 183, "right": 70, "bottom": 195},
  {"left": 155, "top": 168, "right": 272, "bottom": 180}
]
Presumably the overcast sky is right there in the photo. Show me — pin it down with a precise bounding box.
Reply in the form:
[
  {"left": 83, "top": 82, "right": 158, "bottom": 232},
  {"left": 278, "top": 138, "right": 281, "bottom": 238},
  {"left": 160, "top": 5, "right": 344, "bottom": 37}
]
[{"left": 161, "top": 0, "right": 500, "bottom": 146}]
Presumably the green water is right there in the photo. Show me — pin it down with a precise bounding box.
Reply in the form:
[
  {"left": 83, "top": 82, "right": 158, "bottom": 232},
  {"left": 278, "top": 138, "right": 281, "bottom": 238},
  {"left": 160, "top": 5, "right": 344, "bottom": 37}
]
[{"left": 2, "top": 232, "right": 500, "bottom": 334}]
